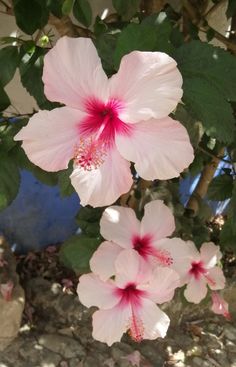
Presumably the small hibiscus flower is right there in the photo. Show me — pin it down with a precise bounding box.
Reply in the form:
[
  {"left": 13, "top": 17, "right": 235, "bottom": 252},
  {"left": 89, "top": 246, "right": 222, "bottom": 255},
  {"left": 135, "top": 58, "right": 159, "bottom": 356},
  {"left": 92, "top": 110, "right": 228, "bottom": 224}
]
[
  {"left": 211, "top": 291, "right": 231, "bottom": 320},
  {"left": 90, "top": 200, "right": 187, "bottom": 280},
  {"left": 14, "top": 37, "right": 193, "bottom": 207},
  {"left": 169, "top": 241, "right": 225, "bottom": 304},
  {"left": 77, "top": 249, "right": 179, "bottom": 346}
]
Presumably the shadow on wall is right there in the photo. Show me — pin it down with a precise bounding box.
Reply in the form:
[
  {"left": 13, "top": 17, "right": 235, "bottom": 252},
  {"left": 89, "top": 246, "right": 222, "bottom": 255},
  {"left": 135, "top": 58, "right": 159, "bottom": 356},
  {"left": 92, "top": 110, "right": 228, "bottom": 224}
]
[{"left": 0, "top": 170, "right": 80, "bottom": 253}]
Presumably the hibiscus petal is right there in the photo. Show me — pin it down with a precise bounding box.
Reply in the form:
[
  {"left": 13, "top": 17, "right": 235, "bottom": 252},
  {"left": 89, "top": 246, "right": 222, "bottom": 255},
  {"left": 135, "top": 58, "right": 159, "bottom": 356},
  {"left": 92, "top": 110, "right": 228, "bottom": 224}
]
[
  {"left": 115, "top": 249, "right": 141, "bottom": 287},
  {"left": 92, "top": 305, "right": 130, "bottom": 346},
  {"left": 70, "top": 147, "right": 133, "bottom": 207},
  {"left": 184, "top": 277, "right": 208, "bottom": 304},
  {"left": 109, "top": 51, "right": 182, "bottom": 122},
  {"left": 139, "top": 299, "right": 170, "bottom": 339},
  {"left": 90, "top": 241, "right": 123, "bottom": 281},
  {"left": 43, "top": 37, "right": 109, "bottom": 109},
  {"left": 100, "top": 206, "right": 140, "bottom": 248},
  {"left": 206, "top": 267, "right": 225, "bottom": 290},
  {"left": 200, "top": 242, "right": 222, "bottom": 269},
  {"left": 140, "top": 200, "right": 175, "bottom": 241},
  {"left": 116, "top": 117, "right": 194, "bottom": 180},
  {"left": 14, "top": 107, "right": 83, "bottom": 171},
  {"left": 77, "top": 273, "right": 120, "bottom": 309},
  {"left": 145, "top": 267, "right": 180, "bottom": 304}
]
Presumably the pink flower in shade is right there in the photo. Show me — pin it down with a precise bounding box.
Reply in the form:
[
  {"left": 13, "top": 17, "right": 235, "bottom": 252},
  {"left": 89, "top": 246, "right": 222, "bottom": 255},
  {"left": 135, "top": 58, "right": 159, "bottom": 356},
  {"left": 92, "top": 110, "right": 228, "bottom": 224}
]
[
  {"left": 211, "top": 291, "right": 231, "bottom": 320},
  {"left": 14, "top": 37, "right": 193, "bottom": 207},
  {"left": 90, "top": 200, "right": 187, "bottom": 281},
  {"left": 77, "top": 249, "right": 180, "bottom": 346},
  {"left": 168, "top": 241, "right": 226, "bottom": 304}
]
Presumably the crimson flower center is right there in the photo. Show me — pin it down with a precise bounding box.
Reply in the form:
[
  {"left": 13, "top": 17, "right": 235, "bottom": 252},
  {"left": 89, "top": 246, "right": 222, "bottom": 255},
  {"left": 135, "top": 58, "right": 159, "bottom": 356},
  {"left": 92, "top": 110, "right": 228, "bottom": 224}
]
[
  {"left": 132, "top": 235, "right": 173, "bottom": 266},
  {"left": 189, "top": 261, "right": 206, "bottom": 279},
  {"left": 74, "top": 98, "right": 131, "bottom": 171}
]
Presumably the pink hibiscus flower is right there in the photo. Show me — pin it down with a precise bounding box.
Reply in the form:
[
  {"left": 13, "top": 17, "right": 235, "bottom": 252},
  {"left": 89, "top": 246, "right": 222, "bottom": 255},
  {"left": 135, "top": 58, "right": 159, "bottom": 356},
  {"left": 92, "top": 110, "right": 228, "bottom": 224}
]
[
  {"left": 90, "top": 200, "right": 188, "bottom": 280},
  {"left": 14, "top": 36, "right": 193, "bottom": 207},
  {"left": 211, "top": 291, "right": 231, "bottom": 320},
  {"left": 169, "top": 241, "right": 226, "bottom": 304},
  {"left": 77, "top": 249, "right": 180, "bottom": 346}
]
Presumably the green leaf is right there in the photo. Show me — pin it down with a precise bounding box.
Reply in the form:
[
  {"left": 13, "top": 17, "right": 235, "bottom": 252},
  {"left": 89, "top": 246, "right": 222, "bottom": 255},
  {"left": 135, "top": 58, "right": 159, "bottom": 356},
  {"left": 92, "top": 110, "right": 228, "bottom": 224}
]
[
  {"left": 58, "top": 164, "right": 75, "bottom": 197},
  {"left": 0, "top": 86, "right": 10, "bottom": 112},
  {"left": 142, "top": 12, "right": 174, "bottom": 54},
  {"left": 0, "top": 47, "right": 20, "bottom": 87},
  {"left": 112, "top": 0, "right": 141, "bottom": 20},
  {"left": 19, "top": 47, "right": 59, "bottom": 110},
  {"left": 59, "top": 235, "right": 101, "bottom": 273},
  {"left": 0, "top": 153, "right": 20, "bottom": 211},
  {"left": 220, "top": 217, "right": 236, "bottom": 248},
  {"left": 114, "top": 23, "right": 157, "bottom": 69},
  {"left": 175, "top": 41, "right": 236, "bottom": 143},
  {"left": 73, "top": 0, "right": 92, "bottom": 27},
  {"left": 13, "top": 0, "right": 49, "bottom": 35},
  {"left": 62, "top": 0, "right": 73, "bottom": 14},
  {"left": 226, "top": 0, "right": 236, "bottom": 18},
  {"left": 47, "top": 0, "right": 64, "bottom": 18},
  {"left": 76, "top": 206, "right": 104, "bottom": 236},
  {"left": 207, "top": 174, "right": 233, "bottom": 201},
  {"left": 94, "top": 33, "right": 118, "bottom": 75}
]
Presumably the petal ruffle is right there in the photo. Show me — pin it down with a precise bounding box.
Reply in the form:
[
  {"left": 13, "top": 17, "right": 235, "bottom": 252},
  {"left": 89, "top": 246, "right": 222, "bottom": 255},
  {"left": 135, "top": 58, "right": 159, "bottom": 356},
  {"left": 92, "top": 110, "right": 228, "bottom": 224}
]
[
  {"left": 140, "top": 200, "right": 175, "bottom": 241},
  {"left": 77, "top": 273, "right": 120, "bottom": 309},
  {"left": 184, "top": 277, "right": 208, "bottom": 304},
  {"left": 100, "top": 206, "right": 140, "bottom": 249},
  {"left": 139, "top": 299, "right": 170, "bottom": 339},
  {"left": 70, "top": 147, "right": 133, "bottom": 207},
  {"left": 115, "top": 117, "right": 194, "bottom": 180},
  {"left": 14, "top": 107, "right": 84, "bottom": 171},
  {"left": 43, "top": 37, "right": 109, "bottom": 109},
  {"left": 200, "top": 242, "right": 222, "bottom": 269},
  {"left": 109, "top": 51, "right": 182, "bottom": 122},
  {"left": 90, "top": 241, "right": 123, "bottom": 281},
  {"left": 92, "top": 304, "right": 130, "bottom": 346}
]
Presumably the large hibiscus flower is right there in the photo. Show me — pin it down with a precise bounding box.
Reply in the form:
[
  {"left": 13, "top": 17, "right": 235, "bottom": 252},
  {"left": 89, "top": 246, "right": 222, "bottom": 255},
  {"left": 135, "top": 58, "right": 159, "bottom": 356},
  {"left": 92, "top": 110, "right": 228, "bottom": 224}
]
[{"left": 15, "top": 37, "right": 194, "bottom": 207}]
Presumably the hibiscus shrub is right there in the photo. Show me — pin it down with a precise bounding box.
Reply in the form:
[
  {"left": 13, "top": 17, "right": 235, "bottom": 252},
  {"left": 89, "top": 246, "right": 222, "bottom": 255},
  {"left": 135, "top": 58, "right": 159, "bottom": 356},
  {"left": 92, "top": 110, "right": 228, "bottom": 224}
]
[{"left": 0, "top": 0, "right": 235, "bottom": 345}]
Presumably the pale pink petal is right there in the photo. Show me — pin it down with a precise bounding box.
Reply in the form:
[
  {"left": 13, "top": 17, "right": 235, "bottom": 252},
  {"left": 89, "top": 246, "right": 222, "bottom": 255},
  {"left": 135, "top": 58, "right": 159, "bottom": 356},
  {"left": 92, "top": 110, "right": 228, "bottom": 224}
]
[
  {"left": 100, "top": 206, "right": 140, "bottom": 248},
  {"left": 109, "top": 51, "right": 182, "bottom": 122},
  {"left": 159, "top": 238, "right": 198, "bottom": 285},
  {"left": 70, "top": 147, "right": 133, "bottom": 207},
  {"left": 14, "top": 107, "right": 83, "bottom": 171},
  {"left": 139, "top": 299, "right": 170, "bottom": 339},
  {"left": 90, "top": 241, "right": 123, "bottom": 281},
  {"left": 92, "top": 305, "right": 130, "bottom": 346},
  {"left": 77, "top": 273, "right": 120, "bottom": 309},
  {"left": 115, "top": 250, "right": 141, "bottom": 287},
  {"left": 206, "top": 267, "right": 225, "bottom": 290},
  {"left": 211, "top": 292, "right": 231, "bottom": 320},
  {"left": 200, "top": 242, "right": 222, "bottom": 269},
  {"left": 143, "top": 267, "right": 180, "bottom": 304},
  {"left": 184, "top": 277, "right": 208, "bottom": 304},
  {"left": 140, "top": 200, "right": 175, "bottom": 241},
  {"left": 43, "top": 37, "right": 109, "bottom": 109},
  {"left": 116, "top": 118, "right": 194, "bottom": 180}
]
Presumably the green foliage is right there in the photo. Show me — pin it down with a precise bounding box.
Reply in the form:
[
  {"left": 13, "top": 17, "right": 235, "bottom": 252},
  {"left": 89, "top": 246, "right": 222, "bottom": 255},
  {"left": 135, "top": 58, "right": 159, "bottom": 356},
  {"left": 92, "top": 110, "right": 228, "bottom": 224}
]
[
  {"left": 207, "top": 174, "right": 233, "bottom": 201},
  {"left": 112, "top": 0, "right": 141, "bottom": 20},
  {"left": 175, "top": 41, "right": 236, "bottom": 143},
  {"left": 73, "top": 0, "right": 92, "bottom": 27},
  {"left": 19, "top": 46, "right": 59, "bottom": 110},
  {"left": 114, "top": 24, "right": 157, "bottom": 68},
  {"left": 0, "top": 87, "right": 10, "bottom": 112},
  {"left": 59, "top": 235, "right": 101, "bottom": 273},
  {"left": 226, "top": 0, "right": 236, "bottom": 18},
  {"left": 57, "top": 163, "right": 75, "bottom": 197},
  {"left": 47, "top": 0, "right": 64, "bottom": 18},
  {"left": 76, "top": 206, "right": 104, "bottom": 236},
  {"left": 0, "top": 47, "right": 20, "bottom": 87},
  {"left": 62, "top": 0, "right": 74, "bottom": 15},
  {"left": 13, "top": 0, "right": 49, "bottom": 35},
  {"left": 0, "top": 153, "right": 20, "bottom": 211}
]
